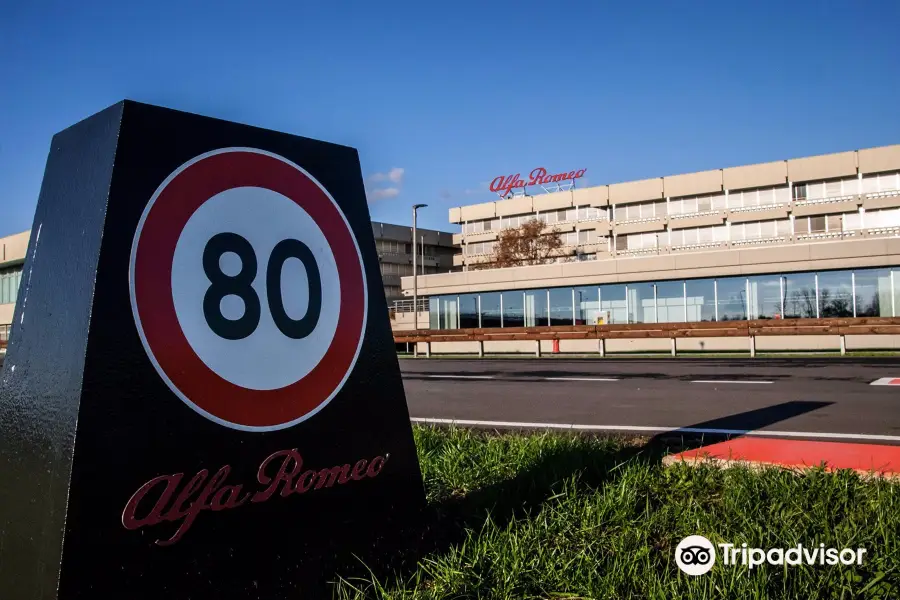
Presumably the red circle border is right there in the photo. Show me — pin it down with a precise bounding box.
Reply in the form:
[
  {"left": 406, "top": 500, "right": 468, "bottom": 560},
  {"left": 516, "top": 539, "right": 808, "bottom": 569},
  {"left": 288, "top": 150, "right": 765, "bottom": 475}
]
[{"left": 131, "top": 149, "right": 367, "bottom": 429}]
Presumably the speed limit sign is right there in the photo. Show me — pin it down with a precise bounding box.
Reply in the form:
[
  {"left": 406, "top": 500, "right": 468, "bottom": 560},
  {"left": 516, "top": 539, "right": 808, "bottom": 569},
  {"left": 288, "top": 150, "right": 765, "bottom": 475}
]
[{"left": 129, "top": 147, "right": 368, "bottom": 431}]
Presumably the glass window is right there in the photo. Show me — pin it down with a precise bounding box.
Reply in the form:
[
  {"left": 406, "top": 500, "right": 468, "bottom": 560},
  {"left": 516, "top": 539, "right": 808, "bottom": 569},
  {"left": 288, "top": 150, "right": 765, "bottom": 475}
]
[
  {"left": 438, "top": 296, "right": 459, "bottom": 329},
  {"left": 810, "top": 216, "right": 826, "bottom": 233},
  {"left": 501, "top": 291, "right": 524, "bottom": 328},
  {"left": 893, "top": 270, "right": 900, "bottom": 317},
  {"left": 717, "top": 277, "right": 747, "bottom": 321},
  {"left": 818, "top": 270, "right": 853, "bottom": 318},
  {"left": 599, "top": 284, "right": 627, "bottom": 324},
  {"left": 686, "top": 278, "right": 716, "bottom": 322},
  {"left": 854, "top": 268, "right": 892, "bottom": 317},
  {"left": 459, "top": 294, "right": 479, "bottom": 328},
  {"left": 428, "top": 297, "right": 439, "bottom": 329},
  {"left": 524, "top": 289, "right": 548, "bottom": 327},
  {"left": 793, "top": 183, "right": 807, "bottom": 201},
  {"left": 656, "top": 281, "right": 685, "bottom": 323},
  {"left": 628, "top": 283, "right": 656, "bottom": 324},
  {"left": 783, "top": 273, "right": 817, "bottom": 319},
  {"left": 548, "top": 288, "right": 573, "bottom": 326},
  {"left": 748, "top": 275, "right": 782, "bottom": 319},
  {"left": 574, "top": 286, "right": 599, "bottom": 325},
  {"left": 480, "top": 292, "right": 501, "bottom": 328}
]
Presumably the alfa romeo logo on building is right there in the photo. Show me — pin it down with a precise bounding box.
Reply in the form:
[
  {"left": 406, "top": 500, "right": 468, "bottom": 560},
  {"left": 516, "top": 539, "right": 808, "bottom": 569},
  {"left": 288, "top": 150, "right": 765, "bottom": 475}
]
[{"left": 129, "top": 148, "right": 368, "bottom": 431}]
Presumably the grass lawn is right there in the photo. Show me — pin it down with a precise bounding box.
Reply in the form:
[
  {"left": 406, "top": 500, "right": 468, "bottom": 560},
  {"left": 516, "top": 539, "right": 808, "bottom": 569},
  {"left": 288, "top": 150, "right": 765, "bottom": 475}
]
[{"left": 333, "top": 426, "right": 900, "bottom": 599}]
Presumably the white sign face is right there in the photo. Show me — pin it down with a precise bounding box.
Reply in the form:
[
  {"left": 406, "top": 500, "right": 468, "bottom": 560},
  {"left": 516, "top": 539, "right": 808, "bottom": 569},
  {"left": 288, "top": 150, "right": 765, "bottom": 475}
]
[
  {"left": 130, "top": 148, "right": 368, "bottom": 432},
  {"left": 171, "top": 186, "right": 341, "bottom": 391}
]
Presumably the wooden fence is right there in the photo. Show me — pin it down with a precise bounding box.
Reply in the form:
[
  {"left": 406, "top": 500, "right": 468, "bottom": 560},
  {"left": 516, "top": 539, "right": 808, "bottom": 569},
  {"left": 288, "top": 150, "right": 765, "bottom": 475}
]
[{"left": 394, "top": 317, "right": 900, "bottom": 357}]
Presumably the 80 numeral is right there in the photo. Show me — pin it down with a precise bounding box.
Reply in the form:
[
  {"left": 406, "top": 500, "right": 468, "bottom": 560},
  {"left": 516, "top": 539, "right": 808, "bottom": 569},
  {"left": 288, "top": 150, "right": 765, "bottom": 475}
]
[{"left": 202, "top": 232, "right": 322, "bottom": 340}]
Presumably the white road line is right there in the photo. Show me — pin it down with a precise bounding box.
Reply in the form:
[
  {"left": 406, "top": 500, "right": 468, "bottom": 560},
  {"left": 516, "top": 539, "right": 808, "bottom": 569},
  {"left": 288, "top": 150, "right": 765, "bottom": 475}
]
[
  {"left": 424, "top": 375, "right": 495, "bottom": 380},
  {"left": 870, "top": 377, "right": 900, "bottom": 386},
  {"left": 410, "top": 417, "right": 900, "bottom": 443},
  {"left": 692, "top": 380, "right": 773, "bottom": 384},
  {"left": 541, "top": 377, "right": 619, "bottom": 382}
]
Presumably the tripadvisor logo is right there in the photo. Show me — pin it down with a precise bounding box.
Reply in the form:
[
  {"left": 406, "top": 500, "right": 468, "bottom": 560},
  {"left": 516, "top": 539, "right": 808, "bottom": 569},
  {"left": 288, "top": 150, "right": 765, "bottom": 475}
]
[{"left": 675, "top": 535, "right": 867, "bottom": 576}]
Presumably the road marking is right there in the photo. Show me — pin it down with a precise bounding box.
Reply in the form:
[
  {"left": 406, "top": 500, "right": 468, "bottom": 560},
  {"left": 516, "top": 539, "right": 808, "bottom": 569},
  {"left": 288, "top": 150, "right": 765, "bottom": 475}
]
[
  {"left": 870, "top": 377, "right": 900, "bottom": 386},
  {"left": 541, "top": 377, "right": 619, "bottom": 382},
  {"left": 424, "top": 375, "right": 495, "bottom": 380},
  {"left": 410, "top": 417, "right": 900, "bottom": 443},
  {"left": 692, "top": 380, "right": 773, "bottom": 384}
]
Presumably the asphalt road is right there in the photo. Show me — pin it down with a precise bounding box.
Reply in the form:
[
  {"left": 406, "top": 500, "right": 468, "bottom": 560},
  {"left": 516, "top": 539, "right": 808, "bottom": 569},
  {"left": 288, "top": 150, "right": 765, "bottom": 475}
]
[{"left": 400, "top": 358, "right": 900, "bottom": 443}]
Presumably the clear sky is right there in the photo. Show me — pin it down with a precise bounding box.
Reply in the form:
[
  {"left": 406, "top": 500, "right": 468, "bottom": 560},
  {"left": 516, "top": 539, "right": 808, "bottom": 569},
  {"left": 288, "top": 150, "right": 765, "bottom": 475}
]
[{"left": 2, "top": 1, "right": 899, "bottom": 237}]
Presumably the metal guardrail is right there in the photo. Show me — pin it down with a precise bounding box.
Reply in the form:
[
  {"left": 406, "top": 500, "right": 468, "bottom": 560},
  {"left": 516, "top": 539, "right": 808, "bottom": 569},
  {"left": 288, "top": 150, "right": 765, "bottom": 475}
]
[
  {"left": 394, "top": 318, "right": 900, "bottom": 351},
  {"left": 390, "top": 299, "right": 430, "bottom": 314}
]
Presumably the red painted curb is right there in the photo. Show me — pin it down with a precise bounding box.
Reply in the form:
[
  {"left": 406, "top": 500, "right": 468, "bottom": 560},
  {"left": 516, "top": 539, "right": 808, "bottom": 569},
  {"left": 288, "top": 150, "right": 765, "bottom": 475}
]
[{"left": 665, "top": 438, "right": 900, "bottom": 477}]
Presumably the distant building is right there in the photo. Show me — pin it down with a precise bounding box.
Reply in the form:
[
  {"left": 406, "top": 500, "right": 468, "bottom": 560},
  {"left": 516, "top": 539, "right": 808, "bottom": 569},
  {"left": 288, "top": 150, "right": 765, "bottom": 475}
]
[
  {"left": 0, "top": 230, "right": 28, "bottom": 342},
  {"left": 403, "top": 145, "right": 900, "bottom": 330},
  {"left": 371, "top": 221, "right": 455, "bottom": 302}
]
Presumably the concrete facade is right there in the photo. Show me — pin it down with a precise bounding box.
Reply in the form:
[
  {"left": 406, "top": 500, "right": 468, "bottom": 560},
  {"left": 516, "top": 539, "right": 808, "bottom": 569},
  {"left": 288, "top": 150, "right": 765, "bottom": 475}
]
[
  {"left": 0, "top": 230, "right": 29, "bottom": 340},
  {"left": 443, "top": 144, "right": 900, "bottom": 272},
  {"left": 371, "top": 221, "right": 454, "bottom": 301}
]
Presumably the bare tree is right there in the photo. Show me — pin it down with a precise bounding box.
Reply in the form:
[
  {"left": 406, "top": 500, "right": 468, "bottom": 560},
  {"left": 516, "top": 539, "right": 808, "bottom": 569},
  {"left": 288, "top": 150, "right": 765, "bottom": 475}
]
[{"left": 491, "top": 218, "right": 564, "bottom": 268}]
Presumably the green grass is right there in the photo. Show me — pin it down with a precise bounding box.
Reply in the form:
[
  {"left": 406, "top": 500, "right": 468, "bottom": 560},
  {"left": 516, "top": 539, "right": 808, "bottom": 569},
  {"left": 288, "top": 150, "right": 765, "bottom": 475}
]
[{"left": 333, "top": 427, "right": 900, "bottom": 599}]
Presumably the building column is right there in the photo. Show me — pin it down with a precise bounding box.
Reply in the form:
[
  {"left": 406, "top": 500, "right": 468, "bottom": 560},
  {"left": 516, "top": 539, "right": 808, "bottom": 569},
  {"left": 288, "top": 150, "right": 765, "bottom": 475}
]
[
  {"left": 598, "top": 337, "right": 606, "bottom": 357},
  {"left": 535, "top": 339, "right": 542, "bottom": 357}
]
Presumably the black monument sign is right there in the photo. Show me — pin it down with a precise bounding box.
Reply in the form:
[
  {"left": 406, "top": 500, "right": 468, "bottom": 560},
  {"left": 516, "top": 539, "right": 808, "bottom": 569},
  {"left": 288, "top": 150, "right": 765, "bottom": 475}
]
[{"left": 0, "top": 101, "right": 425, "bottom": 598}]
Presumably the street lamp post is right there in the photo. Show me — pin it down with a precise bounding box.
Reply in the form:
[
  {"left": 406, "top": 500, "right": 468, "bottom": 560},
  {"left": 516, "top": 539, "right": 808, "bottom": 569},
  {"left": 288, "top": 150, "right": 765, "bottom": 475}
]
[{"left": 412, "top": 204, "right": 428, "bottom": 334}]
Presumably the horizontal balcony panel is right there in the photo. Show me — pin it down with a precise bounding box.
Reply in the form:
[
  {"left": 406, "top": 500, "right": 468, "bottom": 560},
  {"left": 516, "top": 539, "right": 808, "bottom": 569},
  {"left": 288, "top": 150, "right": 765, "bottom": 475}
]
[
  {"left": 380, "top": 253, "right": 412, "bottom": 265},
  {"left": 572, "top": 186, "right": 609, "bottom": 206},
  {"left": 532, "top": 190, "right": 574, "bottom": 211},
  {"left": 792, "top": 198, "right": 859, "bottom": 217},
  {"left": 577, "top": 242, "right": 609, "bottom": 254},
  {"left": 462, "top": 230, "right": 499, "bottom": 243},
  {"left": 723, "top": 160, "right": 787, "bottom": 190},
  {"left": 614, "top": 217, "right": 666, "bottom": 235},
  {"left": 608, "top": 177, "right": 664, "bottom": 205},
  {"left": 727, "top": 206, "right": 789, "bottom": 223},
  {"left": 858, "top": 145, "right": 900, "bottom": 174},
  {"left": 449, "top": 207, "right": 462, "bottom": 223},
  {"left": 863, "top": 190, "right": 900, "bottom": 210},
  {"left": 787, "top": 151, "right": 857, "bottom": 182},
  {"left": 669, "top": 241, "right": 728, "bottom": 253},
  {"left": 452, "top": 232, "right": 463, "bottom": 245},
  {"left": 577, "top": 219, "right": 612, "bottom": 233},
  {"left": 452, "top": 254, "right": 464, "bottom": 267},
  {"left": 459, "top": 201, "right": 497, "bottom": 221},
  {"left": 667, "top": 211, "right": 726, "bottom": 230},
  {"left": 546, "top": 223, "right": 576, "bottom": 234},
  {"left": 495, "top": 196, "right": 534, "bottom": 217},
  {"left": 664, "top": 169, "right": 723, "bottom": 198}
]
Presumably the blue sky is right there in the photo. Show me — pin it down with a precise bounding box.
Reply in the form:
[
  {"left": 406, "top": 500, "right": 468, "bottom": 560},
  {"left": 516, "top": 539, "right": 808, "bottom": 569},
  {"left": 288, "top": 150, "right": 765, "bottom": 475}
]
[{"left": 1, "top": 1, "right": 899, "bottom": 237}]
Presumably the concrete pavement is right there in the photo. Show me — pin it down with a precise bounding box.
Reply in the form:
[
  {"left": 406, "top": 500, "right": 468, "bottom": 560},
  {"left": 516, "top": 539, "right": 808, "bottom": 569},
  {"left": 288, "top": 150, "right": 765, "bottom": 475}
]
[{"left": 400, "top": 358, "right": 900, "bottom": 442}]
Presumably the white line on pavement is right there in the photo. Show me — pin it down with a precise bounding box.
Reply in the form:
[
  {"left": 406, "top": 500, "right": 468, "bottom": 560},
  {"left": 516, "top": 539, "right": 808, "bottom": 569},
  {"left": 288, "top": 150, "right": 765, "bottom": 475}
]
[
  {"left": 541, "top": 377, "right": 619, "bottom": 382},
  {"left": 692, "top": 380, "right": 773, "bottom": 384},
  {"left": 424, "top": 375, "right": 495, "bottom": 379},
  {"left": 870, "top": 377, "right": 900, "bottom": 386},
  {"left": 410, "top": 417, "right": 900, "bottom": 443}
]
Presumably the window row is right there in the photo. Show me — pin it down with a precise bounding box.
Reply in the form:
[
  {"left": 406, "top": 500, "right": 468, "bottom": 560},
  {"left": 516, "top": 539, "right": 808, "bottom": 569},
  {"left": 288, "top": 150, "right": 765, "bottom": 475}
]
[
  {"left": 380, "top": 263, "right": 413, "bottom": 276},
  {"left": 463, "top": 173, "right": 900, "bottom": 236},
  {"left": 795, "top": 171, "right": 900, "bottom": 201},
  {"left": 465, "top": 241, "right": 495, "bottom": 256},
  {"left": 428, "top": 267, "right": 900, "bottom": 329},
  {"left": 560, "top": 230, "right": 602, "bottom": 246},
  {"left": 376, "top": 240, "right": 408, "bottom": 254},
  {"left": 0, "top": 267, "right": 22, "bottom": 305}
]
